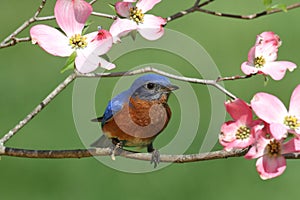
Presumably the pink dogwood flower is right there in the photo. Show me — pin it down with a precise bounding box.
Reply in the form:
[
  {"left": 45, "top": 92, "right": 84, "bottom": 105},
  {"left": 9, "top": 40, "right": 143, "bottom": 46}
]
[
  {"left": 241, "top": 42, "right": 296, "bottom": 80},
  {"left": 30, "top": 0, "right": 115, "bottom": 73},
  {"left": 255, "top": 31, "right": 281, "bottom": 48},
  {"left": 251, "top": 84, "right": 300, "bottom": 140},
  {"left": 109, "top": 0, "right": 166, "bottom": 42},
  {"left": 245, "top": 125, "right": 300, "bottom": 180},
  {"left": 219, "top": 99, "right": 263, "bottom": 151}
]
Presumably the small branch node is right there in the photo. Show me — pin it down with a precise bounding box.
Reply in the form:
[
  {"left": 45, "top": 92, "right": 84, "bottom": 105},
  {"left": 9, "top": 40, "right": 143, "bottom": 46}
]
[{"left": 0, "top": 145, "right": 5, "bottom": 154}]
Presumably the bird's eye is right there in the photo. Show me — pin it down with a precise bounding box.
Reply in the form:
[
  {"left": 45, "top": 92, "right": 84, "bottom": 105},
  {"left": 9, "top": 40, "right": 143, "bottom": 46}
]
[{"left": 146, "top": 83, "right": 155, "bottom": 90}]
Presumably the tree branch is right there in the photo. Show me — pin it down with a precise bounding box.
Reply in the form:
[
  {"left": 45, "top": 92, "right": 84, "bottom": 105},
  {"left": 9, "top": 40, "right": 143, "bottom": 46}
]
[
  {"left": 166, "top": 1, "right": 300, "bottom": 22},
  {"left": 2, "top": 0, "right": 300, "bottom": 48},
  {"left": 166, "top": 0, "right": 214, "bottom": 22},
  {"left": 0, "top": 0, "right": 48, "bottom": 48},
  {"left": 196, "top": 3, "right": 300, "bottom": 20},
  {"left": 91, "top": 12, "right": 117, "bottom": 19},
  {"left": 34, "top": 15, "right": 55, "bottom": 21},
  {"left": 33, "top": 0, "right": 47, "bottom": 18},
  {"left": 1, "top": 147, "right": 248, "bottom": 163},
  {"left": 0, "top": 37, "right": 31, "bottom": 49},
  {"left": 216, "top": 73, "right": 255, "bottom": 82},
  {"left": 2, "top": 147, "right": 300, "bottom": 163},
  {"left": 0, "top": 0, "right": 108, "bottom": 49},
  {"left": 76, "top": 67, "right": 238, "bottom": 99},
  {"left": 1, "top": 0, "right": 297, "bottom": 166},
  {"left": 0, "top": 73, "right": 76, "bottom": 146},
  {"left": 0, "top": 66, "right": 252, "bottom": 148},
  {"left": 89, "top": 0, "right": 98, "bottom": 5},
  {"left": 0, "top": 66, "right": 256, "bottom": 148}
]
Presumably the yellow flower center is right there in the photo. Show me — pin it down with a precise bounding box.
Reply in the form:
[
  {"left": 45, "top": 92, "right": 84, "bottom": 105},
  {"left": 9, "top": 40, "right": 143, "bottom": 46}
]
[
  {"left": 284, "top": 115, "right": 300, "bottom": 129},
  {"left": 266, "top": 139, "right": 281, "bottom": 157},
  {"left": 129, "top": 7, "right": 144, "bottom": 24},
  {"left": 254, "top": 56, "right": 266, "bottom": 68},
  {"left": 69, "top": 34, "right": 87, "bottom": 49},
  {"left": 235, "top": 126, "right": 250, "bottom": 140}
]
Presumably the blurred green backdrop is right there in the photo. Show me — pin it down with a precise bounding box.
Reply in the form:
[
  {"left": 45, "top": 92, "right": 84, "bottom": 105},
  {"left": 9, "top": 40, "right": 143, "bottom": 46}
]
[{"left": 1, "top": 0, "right": 300, "bottom": 199}]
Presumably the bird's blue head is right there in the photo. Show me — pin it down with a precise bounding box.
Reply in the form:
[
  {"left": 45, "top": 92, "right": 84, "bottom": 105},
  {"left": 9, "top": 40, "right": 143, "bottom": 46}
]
[{"left": 129, "top": 74, "right": 179, "bottom": 101}]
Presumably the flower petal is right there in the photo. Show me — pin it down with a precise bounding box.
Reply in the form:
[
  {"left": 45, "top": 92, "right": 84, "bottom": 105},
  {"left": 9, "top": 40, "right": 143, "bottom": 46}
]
[
  {"left": 251, "top": 92, "right": 287, "bottom": 124},
  {"left": 270, "top": 61, "right": 297, "bottom": 72},
  {"left": 225, "top": 136, "right": 254, "bottom": 150},
  {"left": 137, "top": 14, "right": 166, "bottom": 40},
  {"left": 280, "top": 61, "right": 297, "bottom": 72},
  {"left": 261, "top": 61, "right": 296, "bottom": 80},
  {"left": 84, "top": 30, "right": 113, "bottom": 56},
  {"left": 75, "top": 49, "right": 115, "bottom": 73},
  {"left": 245, "top": 132, "right": 268, "bottom": 159},
  {"left": 269, "top": 123, "right": 288, "bottom": 140},
  {"left": 260, "top": 62, "right": 287, "bottom": 80},
  {"left": 245, "top": 146, "right": 261, "bottom": 159},
  {"left": 136, "top": 0, "right": 161, "bottom": 13},
  {"left": 247, "top": 46, "right": 255, "bottom": 63},
  {"left": 75, "top": 50, "right": 99, "bottom": 73},
  {"left": 98, "top": 57, "right": 116, "bottom": 70},
  {"left": 109, "top": 18, "right": 137, "bottom": 43},
  {"left": 282, "top": 137, "right": 300, "bottom": 154},
  {"left": 30, "top": 24, "right": 72, "bottom": 57},
  {"left": 55, "top": 0, "right": 92, "bottom": 37},
  {"left": 220, "top": 121, "right": 238, "bottom": 144},
  {"left": 256, "top": 155, "right": 286, "bottom": 180},
  {"left": 255, "top": 43, "right": 277, "bottom": 62},
  {"left": 241, "top": 62, "right": 258, "bottom": 75},
  {"left": 115, "top": 2, "right": 133, "bottom": 17},
  {"left": 289, "top": 84, "right": 300, "bottom": 117},
  {"left": 225, "top": 99, "right": 252, "bottom": 122},
  {"left": 256, "top": 31, "right": 281, "bottom": 48},
  {"left": 73, "top": 0, "right": 93, "bottom": 23}
]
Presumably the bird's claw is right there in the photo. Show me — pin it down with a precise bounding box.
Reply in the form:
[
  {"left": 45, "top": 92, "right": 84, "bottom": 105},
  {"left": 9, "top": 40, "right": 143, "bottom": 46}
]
[
  {"left": 150, "top": 149, "right": 160, "bottom": 168},
  {"left": 111, "top": 142, "right": 122, "bottom": 161}
]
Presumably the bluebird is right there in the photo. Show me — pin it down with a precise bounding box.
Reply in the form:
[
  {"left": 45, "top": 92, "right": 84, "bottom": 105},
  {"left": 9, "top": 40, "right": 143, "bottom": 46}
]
[{"left": 91, "top": 74, "right": 179, "bottom": 167}]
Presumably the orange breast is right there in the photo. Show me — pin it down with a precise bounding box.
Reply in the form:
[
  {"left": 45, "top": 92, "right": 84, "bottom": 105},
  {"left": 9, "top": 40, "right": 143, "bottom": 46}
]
[{"left": 102, "top": 96, "right": 171, "bottom": 147}]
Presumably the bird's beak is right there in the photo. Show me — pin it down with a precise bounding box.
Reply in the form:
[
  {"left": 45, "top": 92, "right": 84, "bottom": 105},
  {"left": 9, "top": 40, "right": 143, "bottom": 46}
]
[{"left": 166, "top": 84, "right": 179, "bottom": 91}]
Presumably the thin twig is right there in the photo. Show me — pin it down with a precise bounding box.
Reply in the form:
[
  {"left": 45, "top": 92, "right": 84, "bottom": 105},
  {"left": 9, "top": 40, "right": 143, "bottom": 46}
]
[
  {"left": 35, "top": 16, "right": 55, "bottom": 21},
  {"left": 89, "top": 0, "right": 98, "bottom": 5},
  {"left": 194, "top": 0, "right": 201, "bottom": 7},
  {"left": 0, "top": 0, "right": 48, "bottom": 47},
  {"left": 283, "top": 153, "right": 300, "bottom": 159},
  {"left": 166, "top": 1, "right": 300, "bottom": 22},
  {"left": 198, "top": 0, "right": 214, "bottom": 7},
  {"left": 91, "top": 12, "right": 117, "bottom": 20},
  {"left": 1, "top": 16, "right": 35, "bottom": 48},
  {"left": 0, "top": 73, "right": 77, "bottom": 146},
  {"left": 166, "top": 4, "right": 198, "bottom": 22},
  {"left": 217, "top": 74, "right": 255, "bottom": 82},
  {"left": 166, "top": 0, "right": 216, "bottom": 22},
  {"left": 196, "top": 3, "right": 300, "bottom": 20},
  {"left": 0, "top": 37, "right": 31, "bottom": 49},
  {"left": 33, "top": 0, "right": 47, "bottom": 18},
  {"left": 76, "top": 66, "right": 237, "bottom": 99},
  {"left": 198, "top": 2, "right": 300, "bottom": 20}
]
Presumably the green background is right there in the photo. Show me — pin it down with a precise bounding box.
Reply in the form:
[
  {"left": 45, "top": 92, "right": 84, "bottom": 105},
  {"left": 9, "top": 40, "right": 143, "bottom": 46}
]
[{"left": 1, "top": 0, "right": 300, "bottom": 199}]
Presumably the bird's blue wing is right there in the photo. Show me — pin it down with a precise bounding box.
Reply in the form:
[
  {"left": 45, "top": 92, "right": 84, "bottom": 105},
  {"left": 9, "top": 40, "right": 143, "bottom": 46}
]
[
  {"left": 101, "top": 90, "right": 130, "bottom": 125},
  {"left": 101, "top": 101, "right": 114, "bottom": 124}
]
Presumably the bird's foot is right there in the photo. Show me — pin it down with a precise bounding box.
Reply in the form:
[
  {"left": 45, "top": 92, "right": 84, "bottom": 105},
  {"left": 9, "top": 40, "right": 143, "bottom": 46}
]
[
  {"left": 150, "top": 149, "right": 160, "bottom": 168},
  {"left": 111, "top": 141, "right": 122, "bottom": 161}
]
